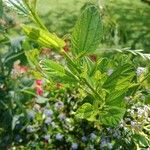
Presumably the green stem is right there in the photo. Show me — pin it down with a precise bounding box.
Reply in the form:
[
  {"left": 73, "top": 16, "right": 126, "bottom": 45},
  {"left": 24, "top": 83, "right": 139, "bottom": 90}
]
[
  {"left": 132, "top": 72, "right": 150, "bottom": 96},
  {"left": 30, "top": 11, "right": 48, "bottom": 31},
  {"left": 63, "top": 51, "right": 81, "bottom": 73},
  {"left": 63, "top": 50, "right": 103, "bottom": 101},
  {"left": 24, "top": 2, "right": 48, "bottom": 31},
  {"left": 4, "top": 51, "right": 24, "bottom": 64},
  {"left": 14, "top": 79, "right": 27, "bottom": 116},
  {"left": 140, "top": 72, "right": 150, "bottom": 83},
  {"left": 82, "top": 78, "right": 103, "bottom": 100},
  {"left": 0, "top": 54, "right": 4, "bottom": 73}
]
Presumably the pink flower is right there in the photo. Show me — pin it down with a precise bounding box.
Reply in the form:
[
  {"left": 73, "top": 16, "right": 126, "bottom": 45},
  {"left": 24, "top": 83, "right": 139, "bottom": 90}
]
[
  {"left": 35, "top": 79, "right": 43, "bottom": 96},
  {"left": 19, "top": 66, "right": 28, "bottom": 73},
  {"left": 36, "top": 80, "right": 43, "bottom": 86},
  {"left": 12, "top": 60, "right": 28, "bottom": 77},
  {"left": 36, "top": 86, "right": 43, "bottom": 96}
]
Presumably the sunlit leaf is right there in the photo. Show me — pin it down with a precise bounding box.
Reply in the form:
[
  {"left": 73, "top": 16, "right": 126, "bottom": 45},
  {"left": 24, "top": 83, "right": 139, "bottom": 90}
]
[
  {"left": 75, "top": 103, "right": 97, "bottom": 121},
  {"left": 40, "top": 59, "right": 77, "bottom": 83},
  {"left": 71, "top": 4, "right": 102, "bottom": 56},
  {"left": 103, "top": 64, "right": 134, "bottom": 89},
  {"left": 99, "top": 106, "right": 126, "bottom": 126},
  {"left": 23, "top": 25, "right": 65, "bottom": 51},
  {"left": 25, "top": 49, "right": 39, "bottom": 67}
]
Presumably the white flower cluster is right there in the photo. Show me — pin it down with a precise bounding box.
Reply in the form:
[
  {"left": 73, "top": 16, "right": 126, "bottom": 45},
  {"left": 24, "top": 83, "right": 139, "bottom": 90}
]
[
  {"left": 126, "top": 104, "right": 150, "bottom": 130},
  {"left": 136, "top": 67, "right": 146, "bottom": 76},
  {"left": 137, "top": 105, "right": 149, "bottom": 118}
]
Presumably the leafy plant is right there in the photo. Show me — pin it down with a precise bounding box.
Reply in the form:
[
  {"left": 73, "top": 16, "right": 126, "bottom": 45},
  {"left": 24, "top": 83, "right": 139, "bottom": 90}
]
[
  {"left": 1, "top": 0, "right": 150, "bottom": 149},
  {"left": 21, "top": 3, "right": 148, "bottom": 128}
]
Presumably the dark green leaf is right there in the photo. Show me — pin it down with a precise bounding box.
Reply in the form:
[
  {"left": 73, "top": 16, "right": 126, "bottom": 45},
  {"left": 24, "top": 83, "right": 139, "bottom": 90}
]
[
  {"left": 0, "top": 0, "right": 3, "bottom": 18},
  {"left": 82, "top": 95, "right": 95, "bottom": 105},
  {"left": 133, "top": 133, "right": 150, "bottom": 147},
  {"left": 145, "top": 95, "right": 150, "bottom": 104}
]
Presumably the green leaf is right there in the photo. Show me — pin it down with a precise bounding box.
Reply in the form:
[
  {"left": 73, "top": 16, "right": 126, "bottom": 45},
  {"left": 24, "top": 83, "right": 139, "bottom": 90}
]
[
  {"left": 40, "top": 59, "right": 77, "bottom": 83},
  {"left": 145, "top": 95, "right": 150, "bottom": 104},
  {"left": 71, "top": 4, "right": 102, "bottom": 56},
  {"left": 99, "top": 106, "right": 126, "bottom": 126},
  {"left": 27, "top": 0, "right": 37, "bottom": 9},
  {"left": 12, "top": 115, "right": 20, "bottom": 130},
  {"left": 40, "top": 59, "right": 66, "bottom": 77},
  {"left": 7, "top": 0, "right": 29, "bottom": 15},
  {"left": 133, "top": 133, "right": 150, "bottom": 147},
  {"left": 0, "top": 37, "right": 9, "bottom": 45},
  {"left": 83, "top": 57, "right": 104, "bottom": 77},
  {"left": 82, "top": 95, "right": 95, "bottom": 105},
  {"left": 25, "top": 49, "right": 39, "bottom": 67},
  {"left": 23, "top": 25, "right": 65, "bottom": 51},
  {"left": 106, "top": 81, "right": 137, "bottom": 106},
  {"left": 0, "top": 0, "right": 3, "bottom": 18},
  {"left": 36, "top": 96, "right": 49, "bottom": 104},
  {"left": 75, "top": 103, "right": 97, "bottom": 121},
  {"left": 105, "top": 90, "right": 126, "bottom": 107},
  {"left": 103, "top": 64, "right": 134, "bottom": 89}
]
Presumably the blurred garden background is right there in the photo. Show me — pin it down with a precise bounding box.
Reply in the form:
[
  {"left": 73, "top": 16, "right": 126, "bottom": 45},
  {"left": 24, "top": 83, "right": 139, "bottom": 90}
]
[{"left": 0, "top": 0, "right": 150, "bottom": 149}]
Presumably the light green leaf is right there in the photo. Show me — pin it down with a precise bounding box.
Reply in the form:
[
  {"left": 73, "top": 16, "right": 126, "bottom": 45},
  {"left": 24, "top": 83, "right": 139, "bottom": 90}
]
[
  {"left": 80, "top": 63, "right": 88, "bottom": 78},
  {"left": 25, "top": 49, "right": 39, "bottom": 67},
  {"left": 71, "top": 4, "right": 102, "bottom": 55},
  {"left": 12, "top": 115, "right": 20, "bottom": 130},
  {"left": 103, "top": 64, "right": 134, "bottom": 89},
  {"left": 75, "top": 103, "right": 97, "bottom": 121},
  {"left": 23, "top": 25, "right": 65, "bottom": 51},
  {"left": 40, "top": 59, "right": 77, "bottom": 83},
  {"left": 106, "top": 82, "right": 137, "bottom": 106},
  {"left": 26, "top": 0, "right": 37, "bottom": 9},
  {"left": 105, "top": 89, "right": 126, "bottom": 107},
  {"left": 115, "top": 74, "right": 136, "bottom": 90},
  {"left": 40, "top": 59, "right": 65, "bottom": 77},
  {"left": 36, "top": 96, "right": 49, "bottom": 104},
  {"left": 99, "top": 106, "right": 126, "bottom": 126}
]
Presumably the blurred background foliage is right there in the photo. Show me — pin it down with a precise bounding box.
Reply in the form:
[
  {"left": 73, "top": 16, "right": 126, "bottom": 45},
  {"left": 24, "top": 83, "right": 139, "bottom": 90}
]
[
  {"left": 0, "top": 0, "right": 150, "bottom": 149},
  {"left": 1, "top": 0, "right": 150, "bottom": 51},
  {"left": 1, "top": 0, "right": 150, "bottom": 130},
  {"left": 102, "top": 0, "right": 150, "bottom": 52},
  {"left": 0, "top": 0, "right": 150, "bottom": 117},
  {"left": 36, "top": 0, "right": 150, "bottom": 54}
]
